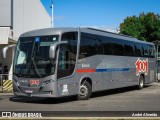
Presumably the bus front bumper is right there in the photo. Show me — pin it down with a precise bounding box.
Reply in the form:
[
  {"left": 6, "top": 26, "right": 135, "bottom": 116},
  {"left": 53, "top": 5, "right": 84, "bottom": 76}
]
[
  {"left": 14, "top": 91, "right": 58, "bottom": 98},
  {"left": 13, "top": 81, "right": 59, "bottom": 98}
]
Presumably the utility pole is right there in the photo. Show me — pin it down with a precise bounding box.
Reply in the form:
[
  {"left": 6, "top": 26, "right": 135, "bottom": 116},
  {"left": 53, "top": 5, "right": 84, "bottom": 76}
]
[{"left": 51, "top": 0, "right": 54, "bottom": 28}]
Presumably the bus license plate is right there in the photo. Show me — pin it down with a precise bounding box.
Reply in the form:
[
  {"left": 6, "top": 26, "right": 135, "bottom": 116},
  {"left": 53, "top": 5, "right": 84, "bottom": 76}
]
[{"left": 25, "top": 90, "right": 33, "bottom": 94}]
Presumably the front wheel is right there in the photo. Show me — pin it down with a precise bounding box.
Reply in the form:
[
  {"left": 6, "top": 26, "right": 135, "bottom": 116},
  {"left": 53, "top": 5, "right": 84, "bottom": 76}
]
[
  {"left": 138, "top": 75, "right": 144, "bottom": 90},
  {"left": 78, "top": 81, "right": 92, "bottom": 100}
]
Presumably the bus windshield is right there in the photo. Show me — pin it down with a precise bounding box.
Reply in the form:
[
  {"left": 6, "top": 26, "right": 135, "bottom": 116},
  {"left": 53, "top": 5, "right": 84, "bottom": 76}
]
[{"left": 13, "top": 35, "right": 59, "bottom": 78}]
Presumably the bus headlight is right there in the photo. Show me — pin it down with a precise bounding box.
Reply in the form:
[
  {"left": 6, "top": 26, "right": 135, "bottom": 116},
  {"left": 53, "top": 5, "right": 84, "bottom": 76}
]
[{"left": 42, "top": 80, "right": 53, "bottom": 86}]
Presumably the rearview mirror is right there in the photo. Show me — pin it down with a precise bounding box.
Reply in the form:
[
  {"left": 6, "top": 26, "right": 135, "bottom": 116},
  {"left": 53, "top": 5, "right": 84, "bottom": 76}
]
[
  {"left": 2, "top": 44, "right": 16, "bottom": 59},
  {"left": 49, "top": 41, "right": 68, "bottom": 59}
]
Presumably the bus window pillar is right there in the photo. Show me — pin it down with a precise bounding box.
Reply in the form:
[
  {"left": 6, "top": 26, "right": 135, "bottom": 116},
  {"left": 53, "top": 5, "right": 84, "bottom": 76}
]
[{"left": 153, "top": 40, "right": 160, "bottom": 81}]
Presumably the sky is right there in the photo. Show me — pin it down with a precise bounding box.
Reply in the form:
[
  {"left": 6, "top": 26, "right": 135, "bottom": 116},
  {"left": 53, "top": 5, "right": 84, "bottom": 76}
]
[{"left": 41, "top": 0, "right": 160, "bottom": 31}]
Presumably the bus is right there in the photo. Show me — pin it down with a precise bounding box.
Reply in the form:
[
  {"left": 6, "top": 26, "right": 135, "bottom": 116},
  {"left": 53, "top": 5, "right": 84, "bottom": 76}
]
[{"left": 2, "top": 27, "right": 156, "bottom": 100}]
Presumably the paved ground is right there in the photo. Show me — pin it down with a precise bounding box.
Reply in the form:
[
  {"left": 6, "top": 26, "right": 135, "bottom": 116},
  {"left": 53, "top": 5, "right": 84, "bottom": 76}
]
[{"left": 0, "top": 82, "right": 160, "bottom": 117}]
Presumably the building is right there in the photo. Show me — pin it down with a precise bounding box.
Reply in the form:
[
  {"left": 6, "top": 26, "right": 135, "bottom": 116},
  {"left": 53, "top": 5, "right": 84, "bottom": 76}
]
[{"left": 0, "top": 0, "right": 51, "bottom": 80}]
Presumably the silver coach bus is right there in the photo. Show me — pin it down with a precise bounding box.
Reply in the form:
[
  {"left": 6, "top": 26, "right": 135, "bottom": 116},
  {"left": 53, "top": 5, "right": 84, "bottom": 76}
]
[{"left": 3, "top": 27, "right": 156, "bottom": 100}]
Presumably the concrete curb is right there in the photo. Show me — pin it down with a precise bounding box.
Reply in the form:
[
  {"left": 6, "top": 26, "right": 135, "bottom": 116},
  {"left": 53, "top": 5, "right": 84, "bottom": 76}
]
[{"left": 0, "top": 92, "right": 13, "bottom": 96}]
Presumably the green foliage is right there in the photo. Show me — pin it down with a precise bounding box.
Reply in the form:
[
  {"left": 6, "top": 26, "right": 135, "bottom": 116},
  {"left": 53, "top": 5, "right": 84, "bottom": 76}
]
[{"left": 120, "top": 12, "right": 160, "bottom": 42}]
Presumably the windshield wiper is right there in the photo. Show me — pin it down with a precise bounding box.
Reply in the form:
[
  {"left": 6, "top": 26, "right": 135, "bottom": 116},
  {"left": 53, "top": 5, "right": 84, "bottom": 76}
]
[
  {"left": 30, "top": 41, "right": 41, "bottom": 78},
  {"left": 31, "top": 57, "right": 41, "bottom": 77}
]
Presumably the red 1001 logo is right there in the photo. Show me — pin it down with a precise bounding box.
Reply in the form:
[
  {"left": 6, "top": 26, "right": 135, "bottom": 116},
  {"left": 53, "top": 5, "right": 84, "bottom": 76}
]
[
  {"left": 135, "top": 58, "right": 148, "bottom": 76},
  {"left": 30, "top": 80, "right": 39, "bottom": 85}
]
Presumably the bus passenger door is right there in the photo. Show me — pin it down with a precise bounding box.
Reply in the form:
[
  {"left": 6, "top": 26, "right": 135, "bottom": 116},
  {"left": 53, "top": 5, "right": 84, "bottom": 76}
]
[{"left": 57, "top": 32, "right": 79, "bottom": 96}]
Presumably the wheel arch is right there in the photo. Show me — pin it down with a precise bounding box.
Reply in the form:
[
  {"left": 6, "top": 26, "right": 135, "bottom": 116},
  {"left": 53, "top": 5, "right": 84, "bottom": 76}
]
[
  {"left": 79, "top": 76, "right": 92, "bottom": 88},
  {"left": 77, "top": 76, "right": 92, "bottom": 100}
]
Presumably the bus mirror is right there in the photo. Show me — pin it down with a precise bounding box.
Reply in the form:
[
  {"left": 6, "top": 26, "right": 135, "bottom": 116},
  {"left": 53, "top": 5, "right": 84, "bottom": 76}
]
[
  {"left": 49, "top": 41, "right": 68, "bottom": 59},
  {"left": 2, "top": 44, "right": 16, "bottom": 59}
]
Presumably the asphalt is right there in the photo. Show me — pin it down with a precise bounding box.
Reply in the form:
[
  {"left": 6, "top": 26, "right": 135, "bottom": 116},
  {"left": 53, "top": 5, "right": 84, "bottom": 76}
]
[{"left": 1, "top": 82, "right": 160, "bottom": 118}]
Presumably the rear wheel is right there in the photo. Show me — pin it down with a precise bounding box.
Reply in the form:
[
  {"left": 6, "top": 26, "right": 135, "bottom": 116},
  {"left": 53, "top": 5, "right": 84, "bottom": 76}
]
[
  {"left": 78, "top": 80, "right": 92, "bottom": 100},
  {"left": 138, "top": 75, "right": 144, "bottom": 89}
]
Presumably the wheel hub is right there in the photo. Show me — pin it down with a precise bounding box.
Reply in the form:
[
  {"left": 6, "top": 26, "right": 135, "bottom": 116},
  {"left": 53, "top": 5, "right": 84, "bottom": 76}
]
[
  {"left": 80, "top": 85, "right": 88, "bottom": 96},
  {"left": 140, "top": 80, "right": 143, "bottom": 87}
]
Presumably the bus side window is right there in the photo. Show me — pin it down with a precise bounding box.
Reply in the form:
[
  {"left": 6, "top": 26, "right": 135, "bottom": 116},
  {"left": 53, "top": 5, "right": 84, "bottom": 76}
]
[
  {"left": 143, "top": 44, "right": 149, "bottom": 57},
  {"left": 79, "top": 33, "right": 101, "bottom": 59},
  {"left": 112, "top": 38, "right": 124, "bottom": 56},
  {"left": 124, "top": 41, "right": 135, "bottom": 56},
  {"left": 135, "top": 43, "right": 143, "bottom": 57},
  {"left": 95, "top": 38, "right": 103, "bottom": 54},
  {"left": 149, "top": 45, "right": 155, "bottom": 58},
  {"left": 97, "top": 36, "right": 112, "bottom": 55},
  {"left": 59, "top": 51, "right": 69, "bottom": 70}
]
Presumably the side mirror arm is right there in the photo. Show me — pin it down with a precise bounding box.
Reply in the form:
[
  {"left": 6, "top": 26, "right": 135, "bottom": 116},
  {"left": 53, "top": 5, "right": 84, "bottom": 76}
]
[
  {"left": 49, "top": 41, "right": 68, "bottom": 59},
  {"left": 2, "top": 44, "right": 16, "bottom": 59}
]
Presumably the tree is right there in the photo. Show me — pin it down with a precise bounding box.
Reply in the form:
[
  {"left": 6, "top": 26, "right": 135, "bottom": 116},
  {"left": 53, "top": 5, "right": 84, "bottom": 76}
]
[{"left": 120, "top": 12, "right": 160, "bottom": 42}]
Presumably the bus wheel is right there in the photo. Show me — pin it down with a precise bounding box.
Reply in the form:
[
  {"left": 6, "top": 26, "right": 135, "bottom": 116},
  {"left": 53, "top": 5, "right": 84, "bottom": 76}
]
[
  {"left": 138, "top": 75, "right": 144, "bottom": 90},
  {"left": 78, "top": 81, "right": 92, "bottom": 100}
]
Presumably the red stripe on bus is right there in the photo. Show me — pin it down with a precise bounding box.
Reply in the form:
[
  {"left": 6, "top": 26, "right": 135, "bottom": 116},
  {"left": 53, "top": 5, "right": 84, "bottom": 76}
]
[{"left": 76, "top": 69, "right": 96, "bottom": 73}]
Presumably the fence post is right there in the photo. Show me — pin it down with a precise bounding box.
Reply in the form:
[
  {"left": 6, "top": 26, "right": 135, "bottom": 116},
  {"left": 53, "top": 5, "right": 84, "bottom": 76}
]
[
  {"left": 2, "top": 74, "right": 13, "bottom": 93},
  {"left": 0, "top": 74, "right": 2, "bottom": 86}
]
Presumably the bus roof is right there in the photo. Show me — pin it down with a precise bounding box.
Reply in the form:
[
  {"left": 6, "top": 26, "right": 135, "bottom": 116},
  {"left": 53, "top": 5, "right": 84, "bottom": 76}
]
[
  {"left": 81, "top": 27, "right": 154, "bottom": 45},
  {"left": 20, "top": 27, "right": 154, "bottom": 45},
  {"left": 20, "top": 27, "right": 78, "bottom": 38}
]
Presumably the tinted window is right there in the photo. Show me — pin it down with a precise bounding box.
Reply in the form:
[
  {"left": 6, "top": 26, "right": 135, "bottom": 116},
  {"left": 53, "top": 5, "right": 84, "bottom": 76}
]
[
  {"left": 95, "top": 36, "right": 104, "bottom": 54},
  {"left": 79, "top": 33, "right": 154, "bottom": 58},
  {"left": 134, "top": 43, "right": 152, "bottom": 57},
  {"left": 148, "top": 45, "right": 155, "bottom": 58},
  {"left": 79, "top": 33, "right": 103, "bottom": 59},
  {"left": 135, "top": 43, "right": 143, "bottom": 57},
  {"left": 97, "top": 35, "right": 112, "bottom": 55},
  {"left": 112, "top": 38, "right": 124, "bottom": 56},
  {"left": 124, "top": 41, "right": 135, "bottom": 56},
  {"left": 143, "top": 44, "right": 149, "bottom": 57}
]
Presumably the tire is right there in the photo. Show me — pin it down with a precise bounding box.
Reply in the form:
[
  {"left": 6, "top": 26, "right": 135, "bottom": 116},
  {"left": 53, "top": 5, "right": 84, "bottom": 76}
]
[
  {"left": 138, "top": 75, "right": 144, "bottom": 90},
  {"left": 78, "top": 80, "right": 92, "bottom": 100}
]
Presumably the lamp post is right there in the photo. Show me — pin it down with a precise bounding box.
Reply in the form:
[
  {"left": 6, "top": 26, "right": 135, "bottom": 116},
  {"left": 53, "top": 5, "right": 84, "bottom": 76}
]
[{"left": 51, "top": 0, "right": 54, "bottom": 28}]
